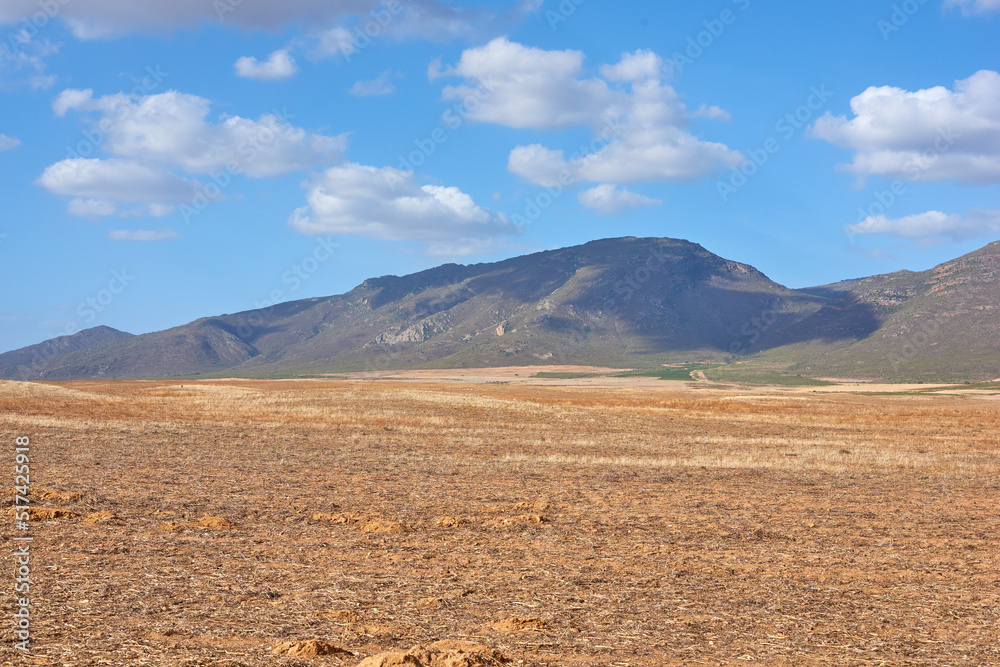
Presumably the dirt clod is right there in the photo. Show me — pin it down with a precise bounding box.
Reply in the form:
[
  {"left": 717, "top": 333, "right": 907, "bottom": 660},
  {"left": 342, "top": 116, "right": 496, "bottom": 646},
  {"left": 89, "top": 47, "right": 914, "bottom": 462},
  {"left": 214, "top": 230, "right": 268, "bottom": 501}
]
[
  {"left": 81, "top": 510, "right": 125, "bottom": 526},
  {"left": 356, "top": 640, "right": 509, "bottom": 667},
  {"left": 271, "top": 639, "right": 352, "bottom": 658},
  {"left": 434, "top": 516, "right": 466, "bottom": 528},
  {"left": 195, "top": 515, "right": 238, "bottom": 529},
  {"left": 9, "top": 506, "right": 79, "bottom": 520},
  {"left": 36, "top": 488, "right": 86, "bottom": 503},
  {"left": 361, "top": 519, "right": 408, "bottom": 533}
]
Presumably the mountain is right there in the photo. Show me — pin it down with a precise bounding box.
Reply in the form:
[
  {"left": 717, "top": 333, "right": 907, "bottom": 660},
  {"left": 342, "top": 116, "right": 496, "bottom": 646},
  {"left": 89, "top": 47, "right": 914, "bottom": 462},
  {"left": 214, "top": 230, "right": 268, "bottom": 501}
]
[
  {"left": 756, "top": 240, "right": 1000, "bottom": 381},
  {"left": 0, "top": 326, "right": 134, "bottom": 380},
  {"left": 0, "top": 237, "right": 831, "bottom": 379},
  {"left": 2, "top": 237, "right": 998, "bottom": 382}
]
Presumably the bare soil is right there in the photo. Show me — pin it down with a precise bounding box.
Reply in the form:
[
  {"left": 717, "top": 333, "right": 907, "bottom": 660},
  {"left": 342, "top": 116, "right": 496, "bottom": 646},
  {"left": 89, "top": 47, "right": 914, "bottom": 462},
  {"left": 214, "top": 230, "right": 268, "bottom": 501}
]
[{"left": 1, "top": 378, "right": 998, "bottom": 666}]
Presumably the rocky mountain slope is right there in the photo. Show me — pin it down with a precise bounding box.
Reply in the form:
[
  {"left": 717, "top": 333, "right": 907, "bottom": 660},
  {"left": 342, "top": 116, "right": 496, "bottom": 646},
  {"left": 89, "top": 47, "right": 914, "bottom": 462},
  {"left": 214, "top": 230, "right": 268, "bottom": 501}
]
[{"left": 3, "top": 237, "right": 998, "bottom": 381}]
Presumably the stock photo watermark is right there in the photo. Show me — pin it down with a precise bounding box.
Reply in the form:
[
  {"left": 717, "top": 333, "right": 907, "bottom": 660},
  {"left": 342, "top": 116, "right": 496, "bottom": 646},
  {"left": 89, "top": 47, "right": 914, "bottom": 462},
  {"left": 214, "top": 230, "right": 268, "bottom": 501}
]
[
  {"left": 888, "top": 318, "right": 941, "bottom": 371},
  {"left": 234, "top": 236, "right": 338, "bottom": 340},
  {"left": 667, "top": 0, "right": 752, "bottom": 75},
  {"left": 179, "top": 106, "right": 298, "bottom": 224},
  {"left": 5, "top": 0, "right": 70, "bottom": 54},
  {"left": 14, "top": 268, "right": 135, "bottom": 380},
  {"left": 844, "top": 126, "right": 959, "bottom": 244},
  {"left": 61, "top": 66, "right": 170, "bottom": 162},
  {"left": 341, "top": 1, "right": 402, "bottom": 62},
  {"left": 878, "top": 0, "right": 931, "bottom": 40},
  {"left": 717, "top": 84, "right": 833, "bottom": 202},
  {"left": 729, "top": 297, "right": 783, "bottom": 356},
  {"left": 526, "top": 243, "right": 675, "bottom": 364},
  {"left": 603, "top": 242, "right": 674, "bottom": 313},
  {"left": 389, "top": 77, "right": 498, "bottom": 181},
  {"left": 507, "top": 116, "right": 633, "bottom": 227},
  {"left": 546, "top": 0, "right": 588, "bottom": 29},
  {"left": 76, "top": 268, "right": 135, "bottom": 325},
  {"left": 13, "top": 435, "right": 33, "bottom": 653}
]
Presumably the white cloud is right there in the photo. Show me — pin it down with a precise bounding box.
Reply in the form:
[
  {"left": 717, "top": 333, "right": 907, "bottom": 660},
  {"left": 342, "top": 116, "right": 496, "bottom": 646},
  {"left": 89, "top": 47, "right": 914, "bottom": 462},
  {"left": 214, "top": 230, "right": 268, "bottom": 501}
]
[
  {"left": 42, "top": 88, "right": 348, "bottom": 217},
  {"left": 506, "top": 122, "right": 741, "bottom": 187},
  {"left": 0, "top": 134, "right": 20, "bottom": 150},
  {"left": 289, "top": 163, "right": 517, "bottom": 249},
  {"left": 108, "top": 228, "right": 179, "bottom": 241},
  {"left": 0, "top": 32, "right": 58, "bottom": 89},
  {"left": 438, "top": 38, "right": 741, "bottom": 186},
  {"left": 847, "top": 209, "right": 1000, "bottom": 241},
  {"left": 318, "top": 26, "right": 358, "bottom": 59},
  {"left": 349, "top": 70, "right": 397, "bottom": 96},
  {"left": 38, "top": 158, "right": 199, "bottom": 204},
  {"left": 234, "top": 49, "right": 298, "bottom": 80},
  {"left": 810, "top": 70, "right": 1000, "bottom": 185},
  {"left": 52, "top": 89, "right": 346, "bottom": 177},
  {"left": 694, "top": 104, "right": 732, "bottom": 121},
  {"left": 599, "top": 50, "right": 663, "bottom": 83},
  {"left": 506, "top": 145, "right": 569, "bottom": 187},
  {"left": 53, "top": 88, "right": 96, "bottom": 116},
  {"left": 577, "top": 184, "right": 662, "bottom": 215},
  {"left": 440, "top": 37, "right": 613, "bottom": 131},
  {"left": 944, "top": 0, "right": 1000, "bottom": 14}
]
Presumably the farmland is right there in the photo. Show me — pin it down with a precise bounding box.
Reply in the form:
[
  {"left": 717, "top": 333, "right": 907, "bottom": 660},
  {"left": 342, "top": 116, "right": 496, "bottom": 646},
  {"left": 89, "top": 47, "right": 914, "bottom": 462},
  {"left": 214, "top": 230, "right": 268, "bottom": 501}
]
[{"left": 2, "top": 376, "right": 998, "bottom": 666}]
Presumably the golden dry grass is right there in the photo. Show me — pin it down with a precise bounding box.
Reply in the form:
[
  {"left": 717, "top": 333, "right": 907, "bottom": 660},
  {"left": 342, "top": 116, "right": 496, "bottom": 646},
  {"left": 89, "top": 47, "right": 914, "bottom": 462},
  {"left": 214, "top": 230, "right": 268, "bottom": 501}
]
[{"left": 1, "top": 378, "right": 998, "bottom": 666}]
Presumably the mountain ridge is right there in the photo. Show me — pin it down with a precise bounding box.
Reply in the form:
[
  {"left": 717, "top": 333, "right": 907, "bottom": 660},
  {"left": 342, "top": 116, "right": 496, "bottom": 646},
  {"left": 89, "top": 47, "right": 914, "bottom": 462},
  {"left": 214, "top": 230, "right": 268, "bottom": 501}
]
[{"left": 2, "top": 236, "right": 998, "bottom": 382}]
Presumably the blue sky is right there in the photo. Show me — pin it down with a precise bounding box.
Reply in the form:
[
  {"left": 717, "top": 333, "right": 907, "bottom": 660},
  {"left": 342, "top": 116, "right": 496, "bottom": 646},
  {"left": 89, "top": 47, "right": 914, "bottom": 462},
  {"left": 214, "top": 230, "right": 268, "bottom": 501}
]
[{"left": 1, "top": 0, "right": 998, "bottom": 353}]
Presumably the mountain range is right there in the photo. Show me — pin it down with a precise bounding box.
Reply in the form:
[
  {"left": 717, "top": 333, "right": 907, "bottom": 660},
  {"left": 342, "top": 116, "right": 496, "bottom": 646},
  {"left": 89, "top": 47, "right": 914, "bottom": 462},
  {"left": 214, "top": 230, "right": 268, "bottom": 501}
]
[{"left": 3, "top": 236, "right": 999, "bottom": 382}]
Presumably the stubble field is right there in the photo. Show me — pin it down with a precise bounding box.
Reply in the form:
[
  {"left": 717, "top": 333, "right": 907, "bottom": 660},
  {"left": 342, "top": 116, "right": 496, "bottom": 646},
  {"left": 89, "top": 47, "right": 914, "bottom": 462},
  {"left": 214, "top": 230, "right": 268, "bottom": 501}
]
[{"left": 1, "top": 377, "right": 998, "bottom": 666}]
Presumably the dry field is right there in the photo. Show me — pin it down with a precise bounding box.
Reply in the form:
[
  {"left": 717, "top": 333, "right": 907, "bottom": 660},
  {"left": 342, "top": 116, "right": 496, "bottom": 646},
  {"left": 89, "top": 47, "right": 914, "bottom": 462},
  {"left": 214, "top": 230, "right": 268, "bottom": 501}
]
[{"left": 1, "top": 378, "right": 999, "bottom": 666}]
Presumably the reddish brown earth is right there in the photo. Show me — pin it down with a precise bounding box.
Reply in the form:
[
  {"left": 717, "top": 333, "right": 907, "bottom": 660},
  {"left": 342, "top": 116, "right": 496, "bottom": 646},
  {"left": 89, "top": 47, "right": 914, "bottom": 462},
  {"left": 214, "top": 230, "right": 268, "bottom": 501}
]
[{"left": 1, "top": 378, "right": 998, "bottom": 666}]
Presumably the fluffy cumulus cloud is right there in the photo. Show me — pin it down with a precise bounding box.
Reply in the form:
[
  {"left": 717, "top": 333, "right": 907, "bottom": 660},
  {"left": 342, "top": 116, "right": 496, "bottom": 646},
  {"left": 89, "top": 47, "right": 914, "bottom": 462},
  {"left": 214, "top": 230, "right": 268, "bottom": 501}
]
[
  {"left": 289, "top": 163, "right": 517, "bottom": 251},
  {"left": 438, "top": 37, "right": 613, "bottom": 130},
  {"left": 54, "top": 89, "right": 345, "bottom": 177},
  {"left": 847, "top": 209, "right": 1000, "bottom": 241},
  {"left": 944, "top": 0, "right": 1000, "bottom": 14},
  {"left": 39, "top": 88, "right": 346, "bottom": 216},
  {"left": 599, "top": 49, "right": 663, "bottom": 83},
  {"left": 577, "top": 184, "right": 662, "bottom": 215},
  {"left": 437, "top": 38, "right": 741, "bottom": 188},
  {"left": 234, "top": 49, "right": 297, "bottom": 80},
  {"left": 52, "top": 88, "right": 95, "bottom": 116},
  {"left": 37, "top": 158, "right": 198, "bottom": 203},
  {"left": 37, "top": 158, "right": 200, "bottom": 217},
  {"left": 0, "top": 134, "right": 21, "bottom": 150},
  {"left": 810, "top": 70, "right": 1000, "bottom": 185}
]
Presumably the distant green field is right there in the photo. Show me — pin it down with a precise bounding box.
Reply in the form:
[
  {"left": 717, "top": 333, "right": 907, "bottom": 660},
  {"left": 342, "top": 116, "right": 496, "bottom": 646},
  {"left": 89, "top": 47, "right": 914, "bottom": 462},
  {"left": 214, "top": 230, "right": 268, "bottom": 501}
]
[{"left": 616, "top": 364, "right": 716, "bottom": 381}]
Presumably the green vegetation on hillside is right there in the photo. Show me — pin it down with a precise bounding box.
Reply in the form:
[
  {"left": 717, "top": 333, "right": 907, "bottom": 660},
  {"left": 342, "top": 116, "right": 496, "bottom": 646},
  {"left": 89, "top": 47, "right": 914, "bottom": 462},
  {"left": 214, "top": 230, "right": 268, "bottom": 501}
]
[{"left": 615, "top": 364, "right": 717, "bottom": 381}]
